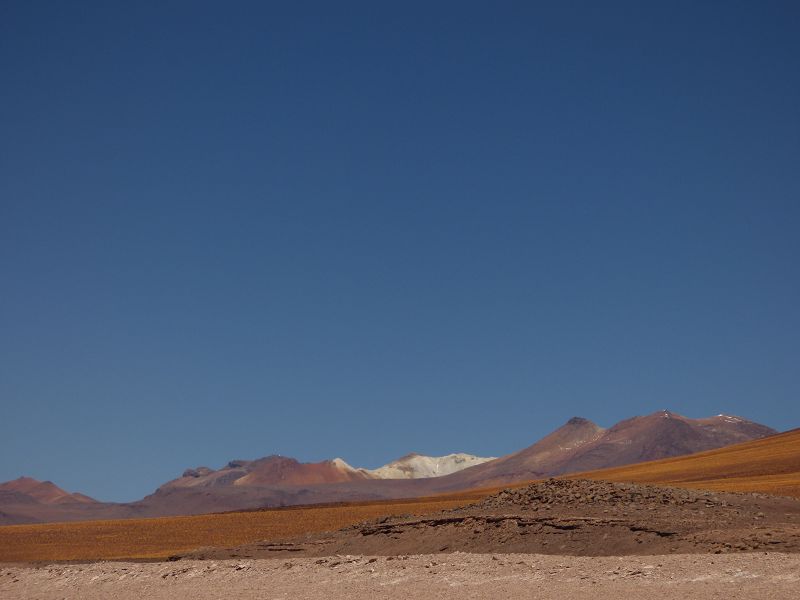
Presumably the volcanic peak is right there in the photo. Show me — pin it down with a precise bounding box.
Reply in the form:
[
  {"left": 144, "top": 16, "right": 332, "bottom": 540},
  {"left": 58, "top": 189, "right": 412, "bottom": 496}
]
[
  {"left": 565, "top": 416, "right": 595, "bottom": 426},
  {"left": 0, "top": 477, "right": 97, "bottom": 505}
]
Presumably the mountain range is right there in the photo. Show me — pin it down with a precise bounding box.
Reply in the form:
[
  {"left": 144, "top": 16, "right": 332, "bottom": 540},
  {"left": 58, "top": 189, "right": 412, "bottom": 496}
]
[
  {"left": 169, "top": 452, "right": 497, "bottom": 490},
  {"left": 0, "top": 411, "right": 777, "bottom": 525}
]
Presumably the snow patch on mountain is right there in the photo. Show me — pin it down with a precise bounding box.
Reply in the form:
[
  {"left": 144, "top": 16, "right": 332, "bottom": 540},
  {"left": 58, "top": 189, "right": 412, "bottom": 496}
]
[
  {"left": 363, "top": 453, "right": 496, "bottom": 479},
  {"left": 330, "top": 458, "right": 358, "bottom": 472}
]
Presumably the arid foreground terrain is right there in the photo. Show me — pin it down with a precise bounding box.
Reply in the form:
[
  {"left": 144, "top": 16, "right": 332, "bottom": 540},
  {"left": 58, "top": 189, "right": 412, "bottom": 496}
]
[
  {"left": 3, "top": 479, "right": 799, "bottom": 599},
  {"left": 3, "top": 553, "right": 800, "bottom": 600},
  {"left": 184, "top": 479, "right": 800, "bottom": 558}
]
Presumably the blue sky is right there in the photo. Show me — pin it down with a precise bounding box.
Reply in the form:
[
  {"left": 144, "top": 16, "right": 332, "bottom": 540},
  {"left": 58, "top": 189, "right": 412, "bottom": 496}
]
[{"left": 1, "top": 1, "right": 799, "bottom": 502}]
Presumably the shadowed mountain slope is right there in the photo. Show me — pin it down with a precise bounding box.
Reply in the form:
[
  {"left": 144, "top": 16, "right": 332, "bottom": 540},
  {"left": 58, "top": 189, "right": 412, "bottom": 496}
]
[
  {"left": 425, "top": 410, "right": 776, "bottom": 491},
  {"left": 571, "top": 427, "right": 800, "bottom": 497}
]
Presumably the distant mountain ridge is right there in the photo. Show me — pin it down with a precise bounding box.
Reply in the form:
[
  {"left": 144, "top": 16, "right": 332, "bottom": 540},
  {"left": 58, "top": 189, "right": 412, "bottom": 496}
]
[
  {"left": 163, "top": 452, "right": 496, "bottom": 491},
  {"left": 0, "top": 410, "right": 779, "bottom": 525},
  {"left": 0, "top": 477, "right": 96, "bottom": 505},
  {"left": 163, "top": 456, "right": 370, "bottom": 492},
  {"left": 423, "top": 410, "right": 777, "bottom": 491},
  {"left": 0, "top": 477, "right": 99, "bottom": 525}
]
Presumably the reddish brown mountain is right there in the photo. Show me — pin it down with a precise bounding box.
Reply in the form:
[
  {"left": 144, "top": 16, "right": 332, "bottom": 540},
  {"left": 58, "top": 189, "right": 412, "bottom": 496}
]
[
  {"left": 0, "top": 477, "right": 97, "bottom": 505},
  {"left": 134, "top": 457, "right": 414, "bottom": 519},
  {"left": 0, "top": 477, "right": 110, "bottom": 525},
  {"left": 426, "top": 410, "right": 777, "bottom": 491},
  {"left": 160, "top": 456, "right": 369, "bottom": 491}
]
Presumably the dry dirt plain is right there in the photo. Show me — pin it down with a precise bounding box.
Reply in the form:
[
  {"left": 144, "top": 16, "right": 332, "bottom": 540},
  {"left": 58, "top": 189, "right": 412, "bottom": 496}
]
[{"left": 3, "top": 552, "right": 800, "bottom": 600}]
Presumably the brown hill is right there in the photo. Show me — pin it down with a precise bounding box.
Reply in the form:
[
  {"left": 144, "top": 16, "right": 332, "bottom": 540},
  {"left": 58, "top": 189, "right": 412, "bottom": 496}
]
[
  {"left": 425, "top": 416, "right": 605, "bottom": 489},
  {"left": 127, "top": 456, "right": 381, "bottom": 518},
  {"left": 426, "top": 410, "right": 776, "bottom": 491},
  {"left": 0, "top": 477, "right": 97, "bottom": 505},
  {"left": 571, "top": 427, "right": 800, "bottom": 497},
  {"left": 0, "top": 477, "right": 116, "bottom": 525},
  {"left": 160, "top": 456, "right": 369, "bottom": 492}
]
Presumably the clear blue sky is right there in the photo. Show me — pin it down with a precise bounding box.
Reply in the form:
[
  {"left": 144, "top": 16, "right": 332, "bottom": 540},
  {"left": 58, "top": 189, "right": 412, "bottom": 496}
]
[{"left": 1, "top": 1, "right": 798, "bottom": 502}]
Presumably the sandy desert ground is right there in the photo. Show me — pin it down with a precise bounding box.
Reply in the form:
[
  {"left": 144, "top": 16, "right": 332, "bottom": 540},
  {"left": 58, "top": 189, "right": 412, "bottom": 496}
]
[{"left": 3, "top": 552, "right": 800, "bottom": 600}]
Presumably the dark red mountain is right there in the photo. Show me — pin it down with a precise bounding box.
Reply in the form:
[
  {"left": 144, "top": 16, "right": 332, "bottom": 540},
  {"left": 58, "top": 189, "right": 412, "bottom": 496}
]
[
  {"left": 425, "top": 410, "right": 776, "bottom": 491},
  {"left": 0, "top": 477, "right": 97, "bottom": 505}
]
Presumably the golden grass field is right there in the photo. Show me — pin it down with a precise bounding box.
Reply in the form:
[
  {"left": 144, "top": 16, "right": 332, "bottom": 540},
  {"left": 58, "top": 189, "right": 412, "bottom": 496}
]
[
  {"left": 0, "top": 494, "right": 486, "bottom": 563},
  {"left": 2, "top": 429, "right": 798, "bottom": 563},
  {"left": 572, "top": 428, "right": 800, "bottom": 497}
]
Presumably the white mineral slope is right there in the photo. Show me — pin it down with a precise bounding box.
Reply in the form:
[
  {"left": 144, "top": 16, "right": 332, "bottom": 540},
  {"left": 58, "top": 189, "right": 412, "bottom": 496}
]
[{"left": 363, "top": 452, "right": 496, "bottom": 479}]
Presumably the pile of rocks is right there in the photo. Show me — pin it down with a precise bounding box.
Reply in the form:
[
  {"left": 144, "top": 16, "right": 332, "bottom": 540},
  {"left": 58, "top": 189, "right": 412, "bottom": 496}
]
[{"left": 477, "top": 479, "right": 725, "bottom": 510}]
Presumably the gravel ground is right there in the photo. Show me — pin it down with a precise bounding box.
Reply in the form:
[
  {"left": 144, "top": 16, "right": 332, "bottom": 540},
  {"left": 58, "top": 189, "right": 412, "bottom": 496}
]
[{"left": 3, "top": 553, "right": 800, "bottom": 599}]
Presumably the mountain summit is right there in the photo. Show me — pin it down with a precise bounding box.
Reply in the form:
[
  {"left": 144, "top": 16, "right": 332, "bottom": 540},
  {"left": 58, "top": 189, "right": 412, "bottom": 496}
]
[
  {"left": 0, "top": 477, "right": 98, "bottom": 525},
  {"left": 427, "top": 410, "right": 776, "bottom": 491},
  {"left": 0, "top": 477, "right": 96, "bottom": 505}
]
